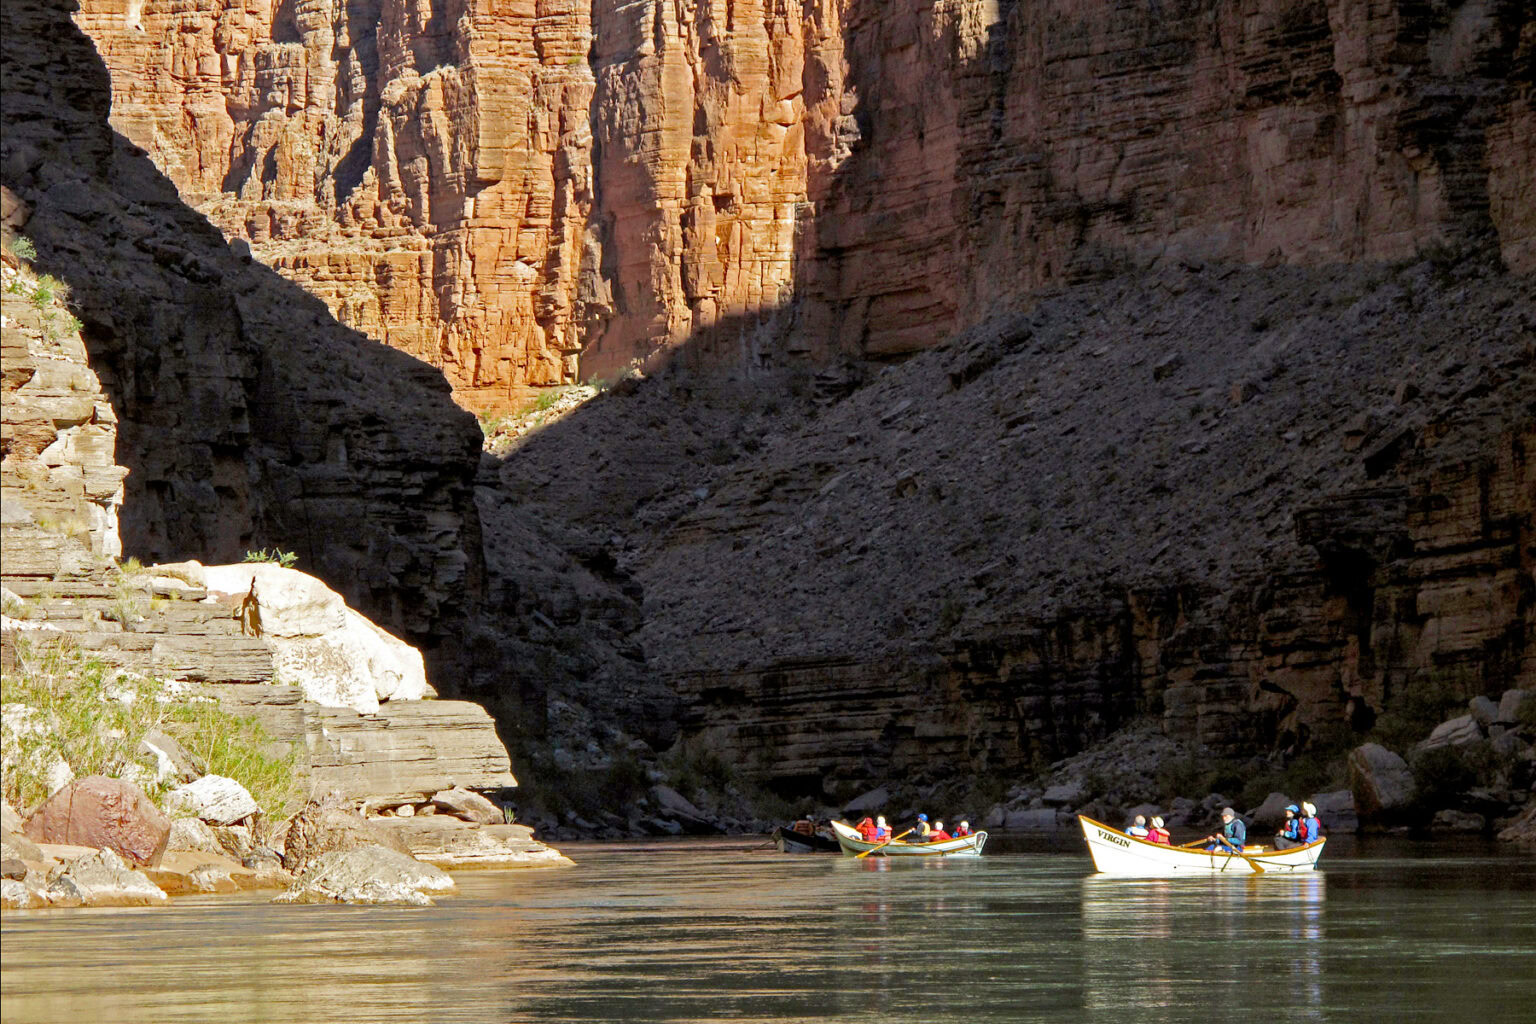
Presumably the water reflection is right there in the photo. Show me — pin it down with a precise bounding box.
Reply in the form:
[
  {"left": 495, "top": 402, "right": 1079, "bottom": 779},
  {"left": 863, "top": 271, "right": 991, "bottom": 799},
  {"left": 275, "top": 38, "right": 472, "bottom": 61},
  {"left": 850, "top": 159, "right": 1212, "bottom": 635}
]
[
  {"left": 1081, "top": 874, "right": 1327, "bottom": 1019},
  {"left": 3, "top": 845, "right": 1534, "bottom": 1023}
]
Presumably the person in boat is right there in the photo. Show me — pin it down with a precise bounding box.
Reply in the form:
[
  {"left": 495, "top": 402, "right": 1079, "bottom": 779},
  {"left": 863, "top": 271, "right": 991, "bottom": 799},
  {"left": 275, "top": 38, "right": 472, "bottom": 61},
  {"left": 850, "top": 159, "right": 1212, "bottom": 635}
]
[
  {"left": 874, "top": 815, "right": 892, "bottom": 841},
  {"left": 1299, "top": 802, "right": 1321, "bottom": 843},
  {"left": 953, "top": 820, "right": 973, "bottom": 837},
  {"left": 928, "top": 821, "right": 952, "bottom": 842},
  {"left": 1126, "top": 814, "right": 1150, "bottom": 838},
  {"left": 910, "top": 813, "right": 933, "bottom": 840},
  {"left": 792, "top": 817, "right": 816, "bottom": 836},
  {"left": 1203, "top": 807, "right": 1247, "bottom": 853},
  {"left": 856, "top": 816, "right": 878, "bottom": 841},
  {"left": 1146, "top": 816, "right": 1171, "bottom": 844},
  {"left": 1273, "top": 804, "right": 1303, "bottom": 849}
]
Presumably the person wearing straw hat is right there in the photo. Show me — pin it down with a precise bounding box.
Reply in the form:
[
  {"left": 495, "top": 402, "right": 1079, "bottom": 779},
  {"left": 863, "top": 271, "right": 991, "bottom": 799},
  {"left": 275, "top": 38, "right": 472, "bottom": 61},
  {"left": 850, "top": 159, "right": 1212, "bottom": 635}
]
[{"left": 1146, "top": 816, "right": 1171, "bottom": 844}]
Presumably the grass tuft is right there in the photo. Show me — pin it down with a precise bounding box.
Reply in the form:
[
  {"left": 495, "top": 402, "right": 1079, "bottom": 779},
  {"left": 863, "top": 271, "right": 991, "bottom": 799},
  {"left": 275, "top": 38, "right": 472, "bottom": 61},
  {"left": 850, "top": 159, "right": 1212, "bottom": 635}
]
[{"left": 1, "top": 635, "right": 301, "bottom": 817}]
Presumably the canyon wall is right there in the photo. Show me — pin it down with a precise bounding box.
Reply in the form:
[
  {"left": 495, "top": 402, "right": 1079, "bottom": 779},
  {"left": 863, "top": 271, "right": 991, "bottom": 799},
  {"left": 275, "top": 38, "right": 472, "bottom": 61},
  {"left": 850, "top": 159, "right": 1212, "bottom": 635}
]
[
  {"left": 74, "top": 0, "right": 1535, "bottom": 405},
  {"left": 3, "top": 0, "right": 486, "bottom": 676}
]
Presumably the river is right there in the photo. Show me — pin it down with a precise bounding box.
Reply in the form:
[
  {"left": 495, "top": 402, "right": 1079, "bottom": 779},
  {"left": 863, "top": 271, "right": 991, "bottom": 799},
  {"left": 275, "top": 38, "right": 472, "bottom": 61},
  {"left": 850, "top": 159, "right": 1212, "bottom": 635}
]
[{"left": 2, "top": 836, "right": 1532, "bottom": 1023}]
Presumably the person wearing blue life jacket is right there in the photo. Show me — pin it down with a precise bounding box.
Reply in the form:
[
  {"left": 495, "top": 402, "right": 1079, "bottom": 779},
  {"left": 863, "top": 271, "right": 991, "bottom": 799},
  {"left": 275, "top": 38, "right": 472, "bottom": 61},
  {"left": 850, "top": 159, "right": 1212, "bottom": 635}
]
[
  {"left": 1126, "top": 814, "right": 1150, "bottom": 838},
  {"left": 1203, "top": 807, "right": 1246, "bottom": 853},
  {"left": 1298, "top": 802, "right": 1321, "bottom": 843},
  {"left": 1274, "top": 804, "right": 1303, "bottom": 849}
]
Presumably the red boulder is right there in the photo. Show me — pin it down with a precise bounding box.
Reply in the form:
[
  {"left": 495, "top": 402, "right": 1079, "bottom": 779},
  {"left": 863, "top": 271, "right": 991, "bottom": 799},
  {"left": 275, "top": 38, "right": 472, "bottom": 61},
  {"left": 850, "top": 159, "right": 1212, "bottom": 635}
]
[{"left": 23, "top": 776, "right": 171, "bottom": 867}]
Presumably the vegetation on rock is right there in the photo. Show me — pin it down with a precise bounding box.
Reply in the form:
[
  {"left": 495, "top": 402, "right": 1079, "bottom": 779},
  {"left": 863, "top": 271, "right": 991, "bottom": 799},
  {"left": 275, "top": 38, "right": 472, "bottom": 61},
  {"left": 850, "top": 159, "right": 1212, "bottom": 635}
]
[{"left": 1, "top": 635, "right": 300, "bottom": 818}]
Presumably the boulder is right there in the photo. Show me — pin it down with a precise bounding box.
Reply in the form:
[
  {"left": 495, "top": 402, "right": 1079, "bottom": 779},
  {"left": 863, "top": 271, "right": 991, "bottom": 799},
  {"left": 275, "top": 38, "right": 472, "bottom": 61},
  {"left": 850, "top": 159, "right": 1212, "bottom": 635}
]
[
  {"left": 203, "top": 564, "right": 430, "bottom": 712},
  {"left": 281, "top": 797, "right": 412, "bottom": 874},
  {"left": 2, "top": 830, "right": 44, "bottom": 863},
  {"left": 1416, "top": 714, "right": 1483, "bottom": 752},
  {"left": 274, "top": 844, "right": 455, "bottom": 906},
  {"left": 1, "top": 857, "right": 26, "bottom": 879},
  {"left": 1348, "top": 744, "right": 1416, "bottom": 821},
  {"left": 1498, "top": 689, "right": 1534, "bottom": 727},
  {"left": 1003, "top": 807, "right": 1062, "bottom": 830},
  {"left": 166, "top": 775, "right": 259, "bottom": 826},
  {"left": 843, "top": 787, "right": 889, "bottom": 814},
  {"left": 165, "top": 817, "right": 222, "bottom": 854},
  {"left": 1497, "top": 803, "right": 1536, "bottom": 844},
  {"left": 429, "top": 787, "right": 502, "bottom": 825},
  {"left": 1247, "top": 792, "right": 1296, "bottom": 828},
  {"left": 138, "top": 729, "right": 202, "bottom": 785},
  {"left": 1469, "top": 696, "right": 1500, "bottom": 729},
  {"left": 1308, "top": 790, "right": 1359, "bottom": 833},
  {"left": 144, "top": 850, "right": 250, "bottom": 895},
  {"left": 45, "top": 848, "right": 168, "bottom": 907},
  {"left": 1, "top": 877, "right": 47, "bottom": 910},
  {"left": 378, "top": 816, "right": 574, "bottom": 869},
  {"left": 1, "top": 800, "right": 23, "bottom": 834},
  {"left": 1042, "top": 781, "right": 1086, "bottom": 807},
  {"left": 22, "top": 775, "right": 170, "bottom": 867},
  {"left": 1430, "top": 809, "right": 1486, "bottom": 833}
]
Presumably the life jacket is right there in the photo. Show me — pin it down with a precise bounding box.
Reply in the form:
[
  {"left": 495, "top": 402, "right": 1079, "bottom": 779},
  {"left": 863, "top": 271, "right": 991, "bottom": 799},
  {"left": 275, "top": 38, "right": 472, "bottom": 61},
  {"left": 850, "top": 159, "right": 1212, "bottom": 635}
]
[
  {"left": 954, "top": 825, "right": 972, "bottom": 836},
  {"left": 1147, "top": 827, "right": 1171, "bottom": 845},
  {"left": 856, "top": 819, "right": 877, "bottom": 841},
  {"left": 1279, "top": 818, "right": 1299, "bottom": 840},
  {"left": 928, "top": 829, "right": 952, "bottom": 842},
  {"left": 873, "top": 826, "right": 890, "bottom": 841},
  {"left": 1224, "top": 819, "right": 1247, "bottom": 845},
  {"left": 1300, "top": 817, "right": 1320, "bottom": 842}
]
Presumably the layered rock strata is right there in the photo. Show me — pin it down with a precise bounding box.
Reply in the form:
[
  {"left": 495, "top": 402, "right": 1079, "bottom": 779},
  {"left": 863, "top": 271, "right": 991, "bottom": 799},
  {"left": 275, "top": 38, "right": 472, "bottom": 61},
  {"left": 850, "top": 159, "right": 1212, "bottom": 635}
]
[
  {"left": 4, "top": 0, "right": 486, "bottom": 679},
  {"left": 73, "top": 0, "right": 1536, "bottom": 396},
  {"left": 497, "top": 261, "right": 1533, "bottom": 797}
]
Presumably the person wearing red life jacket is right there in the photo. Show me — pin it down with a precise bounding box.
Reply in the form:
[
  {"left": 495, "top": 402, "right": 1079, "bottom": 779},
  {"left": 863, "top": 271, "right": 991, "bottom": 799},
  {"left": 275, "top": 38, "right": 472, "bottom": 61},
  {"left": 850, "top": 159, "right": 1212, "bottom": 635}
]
[
  {"left": 1274, "top": 805, "right": 1303, "bottom": 849},
  {"left": 1146, "top": 816, "right": 1171, "bottom": 845},
  {"left": 928, "top": 821, "right": 952, "bottom": 842},
  {"left": 856, "top": 816, "right": 878, "bottom": 841},
  {"left": 1298, "top": 802, "right": 1321, "bottom": 843},
  {"left": 873, "top": 815, "right": 892, "bottom": 841},
  {"left": 953, "top": 821, "right": 973, "bottom": 837}
]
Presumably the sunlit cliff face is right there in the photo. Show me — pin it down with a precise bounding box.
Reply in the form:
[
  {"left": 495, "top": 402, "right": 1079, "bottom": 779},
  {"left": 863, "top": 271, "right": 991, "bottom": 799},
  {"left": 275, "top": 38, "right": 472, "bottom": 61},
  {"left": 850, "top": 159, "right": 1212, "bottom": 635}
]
[{"left": 73, "top": 0, "right": 1535, "bottom": 413}]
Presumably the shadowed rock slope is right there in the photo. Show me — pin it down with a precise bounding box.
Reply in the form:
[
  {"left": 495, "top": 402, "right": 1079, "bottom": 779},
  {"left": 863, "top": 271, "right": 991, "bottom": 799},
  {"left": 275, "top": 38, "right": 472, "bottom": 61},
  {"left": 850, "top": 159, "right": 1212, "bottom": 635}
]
[
  {"left": 1, "top": 0, "right": 485, "bottom": 680},
  {"left": 493, "top": 256, "right": 1533, "bottom": 802}
]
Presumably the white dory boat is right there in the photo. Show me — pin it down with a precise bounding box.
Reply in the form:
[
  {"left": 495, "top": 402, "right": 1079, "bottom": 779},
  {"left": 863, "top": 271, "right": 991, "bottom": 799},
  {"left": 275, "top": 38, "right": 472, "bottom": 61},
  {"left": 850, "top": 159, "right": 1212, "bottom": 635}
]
[
  {"left": 830, "top": 820, "right": 988, "bottom": 857},
  {"left": 1079, "top": 815, "right": 1325, "bottom": 876}
]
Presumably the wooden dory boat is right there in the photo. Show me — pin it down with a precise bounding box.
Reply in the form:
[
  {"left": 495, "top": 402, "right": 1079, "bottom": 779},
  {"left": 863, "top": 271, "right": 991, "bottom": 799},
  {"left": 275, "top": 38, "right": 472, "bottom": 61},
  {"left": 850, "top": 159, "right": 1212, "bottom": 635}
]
[
  {"left": 1079, "top": 815, "right": 1326, "bottom": 876},
  {"left": 773, "top": 826, "right": 841, "bottom": 853},
  {"left": 830, "top": 820, "right": 988, "bottom": 857}
]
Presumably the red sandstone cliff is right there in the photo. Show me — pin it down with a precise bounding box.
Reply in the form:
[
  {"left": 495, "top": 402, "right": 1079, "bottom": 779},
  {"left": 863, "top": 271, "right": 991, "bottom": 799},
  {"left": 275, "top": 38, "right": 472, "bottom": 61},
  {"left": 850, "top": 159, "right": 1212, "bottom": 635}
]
[{"left": 74, "top": 0, "right": 1535, "bottom": 407}]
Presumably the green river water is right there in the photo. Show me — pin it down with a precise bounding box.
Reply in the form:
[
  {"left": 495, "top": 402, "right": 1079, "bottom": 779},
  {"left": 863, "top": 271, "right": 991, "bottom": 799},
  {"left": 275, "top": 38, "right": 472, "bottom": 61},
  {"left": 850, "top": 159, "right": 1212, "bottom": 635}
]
[{"left": 1, "top": 836, "right": 1532, "bottom": 1023}]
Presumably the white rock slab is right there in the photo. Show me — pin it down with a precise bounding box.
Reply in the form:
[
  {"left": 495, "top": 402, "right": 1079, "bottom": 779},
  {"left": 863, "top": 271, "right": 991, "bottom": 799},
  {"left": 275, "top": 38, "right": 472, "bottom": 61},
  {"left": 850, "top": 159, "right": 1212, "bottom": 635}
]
[
  {"left": 166, "top": 775, "right": 259, "bottom": 826},
  {"left": 203, "top": 564, "right": 430, "bottom": 713}
]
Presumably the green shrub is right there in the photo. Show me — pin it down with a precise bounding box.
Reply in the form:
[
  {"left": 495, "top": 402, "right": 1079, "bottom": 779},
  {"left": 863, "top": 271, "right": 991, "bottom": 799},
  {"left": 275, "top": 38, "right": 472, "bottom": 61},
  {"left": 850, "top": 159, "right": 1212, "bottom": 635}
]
[
  {"left": 242, "top": 547, "right": 297, "bottom": 567},
  {"left": 1, "top": 635, "right": 300, "bottom": 817},
  {"left": 8, "top": 235, "right": 37, "bottom": 261}
]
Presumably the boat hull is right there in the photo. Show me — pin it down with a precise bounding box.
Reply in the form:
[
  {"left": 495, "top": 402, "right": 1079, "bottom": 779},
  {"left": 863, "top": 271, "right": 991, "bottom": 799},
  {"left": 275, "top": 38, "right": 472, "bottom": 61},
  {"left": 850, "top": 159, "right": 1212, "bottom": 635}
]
[
  {"left": 773, "top": 827, "right": 841, "bottom": 854},
  {"left": 1078, "top": 815, "right": 1325, "bottom": 876},
  {"left": 830, "top": 820, "right": 987, "bottom": 857}
]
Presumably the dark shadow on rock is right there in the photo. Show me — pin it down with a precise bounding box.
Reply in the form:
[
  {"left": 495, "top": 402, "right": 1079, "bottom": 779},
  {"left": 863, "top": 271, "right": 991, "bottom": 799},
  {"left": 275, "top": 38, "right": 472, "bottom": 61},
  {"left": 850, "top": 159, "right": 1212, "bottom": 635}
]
[{"left": 1, "top": 0, "right": 485, "bottom": 683}]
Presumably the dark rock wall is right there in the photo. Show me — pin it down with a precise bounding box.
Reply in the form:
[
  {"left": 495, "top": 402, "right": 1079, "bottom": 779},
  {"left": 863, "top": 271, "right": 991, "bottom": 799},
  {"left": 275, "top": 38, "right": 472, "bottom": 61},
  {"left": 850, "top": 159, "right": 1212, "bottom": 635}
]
[{"left": 673, "top": 428, "right": 1533, "bottom": 796}]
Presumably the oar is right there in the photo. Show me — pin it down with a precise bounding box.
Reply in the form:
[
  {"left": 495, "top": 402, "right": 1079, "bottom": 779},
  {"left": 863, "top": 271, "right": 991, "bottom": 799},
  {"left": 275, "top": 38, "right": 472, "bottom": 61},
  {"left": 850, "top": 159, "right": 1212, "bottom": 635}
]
[
  {"left": 856, "top": 828, "right": 914, "bottom": 859},
  {"left": 1212, "top": 837, "right": 1265, "bottom": 874}
]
